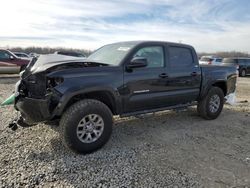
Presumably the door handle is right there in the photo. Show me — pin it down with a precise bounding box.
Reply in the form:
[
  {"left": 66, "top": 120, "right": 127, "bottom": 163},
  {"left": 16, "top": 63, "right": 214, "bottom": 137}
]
[
  {"left": 159, "top": 73, "right": 168, "bottom": 78},
  {"left": 191, "top": 72, "right": 197, "bottom": 76}
]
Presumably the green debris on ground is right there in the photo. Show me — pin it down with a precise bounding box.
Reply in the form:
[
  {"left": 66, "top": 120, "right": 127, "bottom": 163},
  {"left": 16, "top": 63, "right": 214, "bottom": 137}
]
[{"left": 1, "top": 94, "right": 15, "bottom": 106}]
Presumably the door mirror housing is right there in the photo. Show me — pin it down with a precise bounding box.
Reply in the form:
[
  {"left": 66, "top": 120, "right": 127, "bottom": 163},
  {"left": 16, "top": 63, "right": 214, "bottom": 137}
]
[
  {"left": 10, "top": 55, "right": 14, "bottom": 60},
  {"left": 127, "top": 57, "right": 148, "bottom": 69}
]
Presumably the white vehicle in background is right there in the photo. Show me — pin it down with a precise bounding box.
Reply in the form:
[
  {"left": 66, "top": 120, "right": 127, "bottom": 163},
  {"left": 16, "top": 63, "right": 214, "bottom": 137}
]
[
  {"left": 29, "top": 53, "right": 40, "bottom": 58},
  {"left": 199, "top": 56, "right": 223, "bottom": 65}
]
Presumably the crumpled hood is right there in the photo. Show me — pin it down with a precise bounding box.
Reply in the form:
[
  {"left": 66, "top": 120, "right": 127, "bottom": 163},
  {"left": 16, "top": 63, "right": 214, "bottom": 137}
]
[{"left": 29, "top": 54, "right": 87, "bottom": 73}]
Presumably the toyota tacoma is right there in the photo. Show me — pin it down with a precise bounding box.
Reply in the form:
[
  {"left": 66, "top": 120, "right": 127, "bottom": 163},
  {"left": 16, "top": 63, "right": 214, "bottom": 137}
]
[{"left": 11, "top": 41, "right": 237, "bottom": 153}]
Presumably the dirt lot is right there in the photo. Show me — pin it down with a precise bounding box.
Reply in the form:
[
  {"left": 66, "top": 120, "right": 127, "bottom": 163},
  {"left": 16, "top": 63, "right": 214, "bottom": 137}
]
[{"left": 0, "top": 76, "right": 249, "bottom": 188}]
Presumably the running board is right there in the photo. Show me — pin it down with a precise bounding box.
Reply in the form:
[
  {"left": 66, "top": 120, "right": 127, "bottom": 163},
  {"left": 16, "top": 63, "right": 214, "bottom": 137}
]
[{"left": 120, "top": 102, "right": 197, "bottom": 118}]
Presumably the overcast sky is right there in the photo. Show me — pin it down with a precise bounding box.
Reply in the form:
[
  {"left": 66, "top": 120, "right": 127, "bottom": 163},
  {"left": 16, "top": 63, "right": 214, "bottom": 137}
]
[{"left": 0, "top": 0, "right": 250, "bottom": 52}]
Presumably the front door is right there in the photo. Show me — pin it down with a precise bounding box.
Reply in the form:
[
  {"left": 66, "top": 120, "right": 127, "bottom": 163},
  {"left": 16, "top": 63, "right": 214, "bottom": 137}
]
[{"left": 122, "top": 45, "right": 170, "bottom": 113}]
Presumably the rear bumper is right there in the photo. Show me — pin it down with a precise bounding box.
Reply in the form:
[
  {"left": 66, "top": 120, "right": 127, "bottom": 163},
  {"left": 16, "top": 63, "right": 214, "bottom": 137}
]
[{"left": 15, "top": 97, "right": 51, "bottom": 124}]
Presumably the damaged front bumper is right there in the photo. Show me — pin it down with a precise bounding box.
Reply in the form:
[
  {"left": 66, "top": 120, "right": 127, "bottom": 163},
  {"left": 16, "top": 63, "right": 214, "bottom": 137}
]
[
  {"left": 14, "top": 74, "right": 62, "bottom": 126},
  {"left": 15, "top": 96, "right": 51, "bottom": 124}
]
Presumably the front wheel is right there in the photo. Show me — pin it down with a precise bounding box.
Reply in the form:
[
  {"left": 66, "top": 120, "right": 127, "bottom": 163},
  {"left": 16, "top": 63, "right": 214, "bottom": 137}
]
[
  {"left": 59, "top": 99, "right": 113, "bottom": 154},
  {"left": 197, "top": 87, "right": 224, "bottom": 120}
]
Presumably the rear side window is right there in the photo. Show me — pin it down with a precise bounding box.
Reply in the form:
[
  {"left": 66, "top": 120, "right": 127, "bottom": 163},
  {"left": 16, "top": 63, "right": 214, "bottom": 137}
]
[{"left": 169, "top": 47, "right": 193, "bottom": 67}]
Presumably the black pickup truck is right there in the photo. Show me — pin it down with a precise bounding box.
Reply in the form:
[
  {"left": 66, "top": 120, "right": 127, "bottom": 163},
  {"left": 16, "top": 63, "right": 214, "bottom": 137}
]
[{"left": 13, "top": 41, "right": 237, "bottom": 153}]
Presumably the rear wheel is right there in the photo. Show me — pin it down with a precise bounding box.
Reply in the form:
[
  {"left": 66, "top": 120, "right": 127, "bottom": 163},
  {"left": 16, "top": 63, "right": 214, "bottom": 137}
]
[
  {"left": 59, "top": 99, "right": 113, "bottom": 154},
  {"left": 240, "top": 69, "right": 246, "bottom": 77},
  {"left": 197, "top": 87, "right": 224, "bottom": 120}
]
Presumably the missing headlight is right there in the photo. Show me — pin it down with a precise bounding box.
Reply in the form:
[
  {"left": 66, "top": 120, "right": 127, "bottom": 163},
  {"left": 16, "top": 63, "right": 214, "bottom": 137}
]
[{"left": 47, "top": 77, "right": 64, "bottom": 88}]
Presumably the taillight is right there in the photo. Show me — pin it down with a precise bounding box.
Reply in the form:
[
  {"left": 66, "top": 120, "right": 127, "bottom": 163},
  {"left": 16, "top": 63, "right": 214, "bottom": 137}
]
[{"left": 208, "top": 61, "right": 212, "bottom": 65}]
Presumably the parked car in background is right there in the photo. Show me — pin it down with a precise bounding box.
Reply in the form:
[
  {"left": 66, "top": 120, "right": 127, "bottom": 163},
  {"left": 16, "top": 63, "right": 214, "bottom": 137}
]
[
  {"left": 54, "top": 51, "right": 86, "bottom": 57},
  {"left": 221, "top": 57, "right": 250, "bottom": 77},
  {"left": 13, "top": 52, "right": 30, "bottom": 58},
  {"left": 0, "top": 49, "right": 30, "bottom": 73},
  {"left": 199, "top": 56, "right": 223, "bottom": 65}
]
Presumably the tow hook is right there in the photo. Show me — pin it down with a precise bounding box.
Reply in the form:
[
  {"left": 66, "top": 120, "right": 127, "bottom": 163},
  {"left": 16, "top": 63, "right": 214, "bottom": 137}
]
[{"left": 8, "top": 116, "right": 31, "bottom": 131}]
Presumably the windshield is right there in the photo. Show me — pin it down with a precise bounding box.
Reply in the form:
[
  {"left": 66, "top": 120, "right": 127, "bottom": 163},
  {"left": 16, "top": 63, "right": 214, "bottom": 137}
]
[
  {"left": 222, "top": 58, "right": 237, "bottom": 64},
  {"left": 87, "top": 43, "right": 135, "bottom": 65}
]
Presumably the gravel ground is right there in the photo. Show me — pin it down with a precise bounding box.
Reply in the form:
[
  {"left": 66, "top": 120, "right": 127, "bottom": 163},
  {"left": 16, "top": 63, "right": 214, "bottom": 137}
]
[{"left": 0, "top": 76, "right": 250, "bottom": 188}]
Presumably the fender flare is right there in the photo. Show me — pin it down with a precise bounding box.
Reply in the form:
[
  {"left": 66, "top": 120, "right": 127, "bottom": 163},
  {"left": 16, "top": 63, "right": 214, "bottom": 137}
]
[{"left": 52, "top": 86, "right": 122, "bottom": 116}]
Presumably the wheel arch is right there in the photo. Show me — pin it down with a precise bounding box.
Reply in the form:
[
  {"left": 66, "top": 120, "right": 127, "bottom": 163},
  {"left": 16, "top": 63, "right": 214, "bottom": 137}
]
[
  {"left": 211, "top": 81, "right": 227, "bottom": 96},
  {"left": 200, "top": 80, "right": 227, "bottom": 100},
  {"left": 55, "top": 89, "right": 120, "bottom": 116}
]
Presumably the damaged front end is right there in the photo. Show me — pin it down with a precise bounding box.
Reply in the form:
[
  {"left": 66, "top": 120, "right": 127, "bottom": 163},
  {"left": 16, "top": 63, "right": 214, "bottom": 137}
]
[
  {"left": 14, "top": 72, "right": 62, "bottom": 125},
  {"left": 12, "top": 56, "right": 71, "bottom": 128},
  {"left": 8, "top": 54, "right": 107, "bottom": 130}
]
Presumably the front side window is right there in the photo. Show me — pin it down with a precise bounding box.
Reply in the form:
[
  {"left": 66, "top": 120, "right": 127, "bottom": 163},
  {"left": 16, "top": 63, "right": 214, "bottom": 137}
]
[
  {"left": 0, "top": 51, "right": 10, "bottom": 60},
  {"left": 133, "top": 46, "right": 164, "bottom": 68},
  {"left": 169, "top": 47, "right": 193, "bottom": 67}
]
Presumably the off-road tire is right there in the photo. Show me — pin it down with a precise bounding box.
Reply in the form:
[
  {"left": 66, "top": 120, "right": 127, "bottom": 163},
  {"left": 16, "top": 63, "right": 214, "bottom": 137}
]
[
  {"left": 197, "top": 87, "right": 224, "bottom": 120},
  {"left": 59, "top": 99, "right": 113, "bottom": 154}
]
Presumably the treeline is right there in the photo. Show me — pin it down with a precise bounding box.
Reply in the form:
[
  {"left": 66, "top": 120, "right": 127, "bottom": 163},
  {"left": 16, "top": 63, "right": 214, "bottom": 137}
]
[
  {"left": 6, "top": 47, "right": 92, "bottom": 56},
  {"left": 198, "top": 51, "right": 250, "bottom": 58},
  {"left": 4, "top": 46, "right": 250, "bottom": 58}
]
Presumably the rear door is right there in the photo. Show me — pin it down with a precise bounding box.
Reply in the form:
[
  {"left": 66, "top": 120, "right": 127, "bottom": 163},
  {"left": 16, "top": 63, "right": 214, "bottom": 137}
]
[{"left": 165, "top": 45, "right": 201, "bottom": 104}]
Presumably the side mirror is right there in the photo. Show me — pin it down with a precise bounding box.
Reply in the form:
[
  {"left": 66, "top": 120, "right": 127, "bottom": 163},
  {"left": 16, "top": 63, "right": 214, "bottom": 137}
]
[
  {"left": 126, "top": 57, "right": 148, "bottom": 69},
  {"left": 10, "top": 55, "right": 14, "bottom": 60}
]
